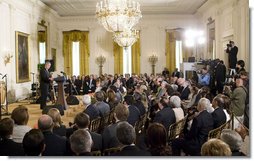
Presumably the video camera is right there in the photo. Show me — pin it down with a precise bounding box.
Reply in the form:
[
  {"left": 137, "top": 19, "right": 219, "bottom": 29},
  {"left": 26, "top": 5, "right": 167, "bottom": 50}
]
[{"left": 226, "top": 41, "right": 233, "bottom": 48}]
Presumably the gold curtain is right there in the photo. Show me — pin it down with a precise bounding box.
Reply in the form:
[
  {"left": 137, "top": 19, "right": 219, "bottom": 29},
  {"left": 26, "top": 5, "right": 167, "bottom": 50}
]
[
  {"left": 165, "top": 31, "right": 176, "bottom": 74},
  {"left": 131, "top": 32, "right": 141, "bottom": 75},
  {"left": 63, "top": 31, "right": 90, "bottom": 76},
  {"left": 113, "top": 42, "right": 123, "bottom": 74}
]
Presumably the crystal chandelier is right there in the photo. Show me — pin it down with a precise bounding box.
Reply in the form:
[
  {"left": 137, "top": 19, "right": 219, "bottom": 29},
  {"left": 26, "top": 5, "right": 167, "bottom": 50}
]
[
  {"left": 113, "top": 29, "right": 139, "bottom": 47},
  {"left": 95, "top": 0, "right": 142, "bottom": 32}
]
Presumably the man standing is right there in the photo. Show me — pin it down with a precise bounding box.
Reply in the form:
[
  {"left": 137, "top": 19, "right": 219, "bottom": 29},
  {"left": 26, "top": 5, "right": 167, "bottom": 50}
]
[
  {"left": 226, "top": 41, "right": 238, "bottom": 74},
  {"left": 39, "top": 61, "right": 53, "bottom": 109}
]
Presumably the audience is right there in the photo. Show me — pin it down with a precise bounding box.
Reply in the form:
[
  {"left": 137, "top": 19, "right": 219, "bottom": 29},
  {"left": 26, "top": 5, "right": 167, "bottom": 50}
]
[
  {"left": 0, "top": 118, "right": 24, "bottom": 156},
  {"left": 38, "top": 115, "right": 67, "bottom": 156},
  {"left": 11, "top": 105, "right": 31, "bottom": 143},
  {"left": 116, "top": 121, "right": 150, "bottom": 156},
  {"left": 94, "top": 91, "right": 110, "bottom": 117},
  {"left": 47, "top": 108, "right": 66, "bottom": 137},
  {"left": 123, "top": 95, "right": 140, "bottom": 126},
  {"left": 83, "top": 94, "right": 99, "bottom": 120},
  {"left": 201, "top": 138, "right": 231, "bottom": 156},
  {"left": 220, "top": 129, "right": 245, "bottom": 156},
  {"left": 211, "top": 95, "right": 227, "bottom": 128},
  {"left": 70, "top": 129, "right": 93, "bottom": 156},
  {"left": 147, "top": 123, "right": 172, "bottom": 156},
  {"left": 169, "top": 96, "right": 184, "bottom": 122},
  {"left": 22, "top": 129, "right": 45, "bottom": 156}
]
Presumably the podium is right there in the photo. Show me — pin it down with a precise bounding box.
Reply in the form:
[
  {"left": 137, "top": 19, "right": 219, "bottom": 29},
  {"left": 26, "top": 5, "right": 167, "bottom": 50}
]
[{"left": 54, "top": 76, "right": 68, "bottom": 110}]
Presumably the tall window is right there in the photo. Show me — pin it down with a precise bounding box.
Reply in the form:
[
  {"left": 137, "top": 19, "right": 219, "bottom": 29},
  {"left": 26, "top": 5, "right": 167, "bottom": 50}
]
[
  {"left": 72, "top": 42, "right": 80, "bottom": 76},
  {"left": 123, "top": 47, "right": 132, "bottom": 75},
  {"left": 175, "top": 40, "right": 183, "bottom": 70},
  {"left": 39, "top": 42, "right": 46, "bottom": 64}
]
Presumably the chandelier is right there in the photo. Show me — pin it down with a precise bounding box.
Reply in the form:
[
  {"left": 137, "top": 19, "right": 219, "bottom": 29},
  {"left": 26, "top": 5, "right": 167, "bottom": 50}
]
[
  {"left": 113, "top": 29, "right": 139, "bottom": 47},
  {"left": 95, "top": 0, "right": 142, "bottom": 32}
]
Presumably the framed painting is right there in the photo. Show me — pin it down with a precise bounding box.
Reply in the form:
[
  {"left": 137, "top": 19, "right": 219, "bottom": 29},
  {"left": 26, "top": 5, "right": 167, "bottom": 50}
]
[{"left": 16, "top": 31, "right": 30, "bottom": 83}]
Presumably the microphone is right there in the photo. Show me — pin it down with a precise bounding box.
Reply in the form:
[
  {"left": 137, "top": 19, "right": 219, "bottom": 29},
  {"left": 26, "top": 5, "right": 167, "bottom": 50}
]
[{"left": 2, "top": 74, "right": 7, "bottom": 79}]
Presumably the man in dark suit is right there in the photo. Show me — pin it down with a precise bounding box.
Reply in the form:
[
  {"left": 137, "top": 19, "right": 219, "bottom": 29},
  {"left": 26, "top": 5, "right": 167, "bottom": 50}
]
[
  {"left": 226, "top": 41, "right": 238, "bottom": 70},
  {"left": 102, "top": 103, "right": 129, "bottom": 150},
  {"left": 0, "top": 118, "right": 24, "bottom": 156},
  {"left": 177, "top": 78, "right": 190, "bottom": 100},
  {"left": 124, "top": 95, "right": 140, "bottom": 126},
  {"left": 172, "top": 98, "right": 214, "bottom": 156},
  {"left": 115, "top": 121, "right": 150, "bottom": 156},
  {"left": 215, "top": 59, "right": 226, "bottom": 94},
  {"left": 83, "top": 94, "right": 99, "bottom": 121},
  {"left": 153, "top": 97, "right": 176, "bottom": 131},
  {"left": 211, "top": 96, "right": 227, "bottom": 129},
  {"left": 70, "top": 129, "right": 92, "bottom": 156},
  {"left": 87, "top": 74, "right": 96, "bottom": 93},
  {"left": 39, "top": 61, "right": 53, "bottom": 109},
  {"left": 38, "top": 115, "right": 67, "bottom": 156},
  {"left": 66, "top": 112, "right": 102, "bottom": 152}
]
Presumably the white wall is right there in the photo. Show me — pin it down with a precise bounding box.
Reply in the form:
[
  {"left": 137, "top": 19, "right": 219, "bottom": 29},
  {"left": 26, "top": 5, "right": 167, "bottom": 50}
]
[
  {"left": 58, "top": 14, "right": 197, "bottom": 75},
  {"left": 196, "top": 0, "right": 249, "bottom": 70},
  {"left": 0, "top": 0, "right": 60, "bottom": 101}
]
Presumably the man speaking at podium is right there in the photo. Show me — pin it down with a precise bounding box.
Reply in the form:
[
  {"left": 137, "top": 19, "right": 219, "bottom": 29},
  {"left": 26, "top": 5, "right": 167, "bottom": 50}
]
[{"left": 39, "top": 61, "right": 54, "bottom": 109}]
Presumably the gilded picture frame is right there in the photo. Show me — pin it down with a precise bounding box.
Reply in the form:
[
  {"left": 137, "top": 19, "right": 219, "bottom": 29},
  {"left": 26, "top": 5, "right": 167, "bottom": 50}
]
[{"left": 16, "top": 31, "right": 30, "bottom": 83}]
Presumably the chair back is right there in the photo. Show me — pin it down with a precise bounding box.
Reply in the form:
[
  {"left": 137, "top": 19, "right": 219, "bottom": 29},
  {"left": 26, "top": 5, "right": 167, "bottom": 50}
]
[
  {"left": 89, "top": 117, "right": 101, "bottom": 133},
  {"left": 103, "top": 147, "right": 121, "bottom": 156},
  {"left": 168, "top": 114, "right": 188, "bottom": 142},
  {"left": 91, "top": 150, "right": 102, "bottom": 156}
]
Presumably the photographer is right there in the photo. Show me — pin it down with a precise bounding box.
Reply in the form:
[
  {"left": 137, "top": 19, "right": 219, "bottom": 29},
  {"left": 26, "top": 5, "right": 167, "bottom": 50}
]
[
  {"left": 226, "top": 41, "right": 238, "bottom": 74},
  {"left": 215, "top": 60, "right": 226, "bottom": 94},
  {"left": 197, "top": 66, "right": 210, "bottom": 87}
]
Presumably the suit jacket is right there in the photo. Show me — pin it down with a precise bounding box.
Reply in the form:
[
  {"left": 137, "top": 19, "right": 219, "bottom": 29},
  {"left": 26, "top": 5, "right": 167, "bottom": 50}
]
[
  {"left": 87, "top": 79, "right": 96, "bottom": 93},
  {"left": 226, "top": 46, "right": 238, "bottom": 69},
  {"left": 215, "top": 63, "right": 226, "bottom": 82},
  {"left": 0, "top": 139, "right": 24, "bottom": 156},
  {"left": 180, "top": 86, "right": 190, "bottom": 100},
  {"left": 116, "top": 145, "right": 151, "bottom": 156},
  {"left": 40, "top": 68, "right": 50, "bottom": 91},
  {"left": 42, "top": 131, "right": 67, "bottom": 156},
  {"left": 127, "top": 105, "right": 141, "bottom": 126},
  {"left": 153, "top": 107, "right": 176, "bottom": 131},
  {"left": 102, "top": 121, "right": 122, "bottom": 150},
  {"left": 53, "top": 125, "right": 67, "bottom": 137},
  {"left": 84, "top": 104, "right": 100, "bottom": 120},
  {"left": 185, "top": 110, "right": 214, "bottom": 154},
  {"left": 212, "top": 107, "right": 226, "bottom": 128},
  {"left": 94, "top": 101, "right": 110, "bottom": 117},
  {"left": 134, "top": 101, "right": 146, "bottom": 116}
]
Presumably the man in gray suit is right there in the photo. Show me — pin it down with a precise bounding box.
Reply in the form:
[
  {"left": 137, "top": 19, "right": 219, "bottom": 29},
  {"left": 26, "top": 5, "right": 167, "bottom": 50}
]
[{"left": 94, "top": 91, "right": 110, "bottom": 117}]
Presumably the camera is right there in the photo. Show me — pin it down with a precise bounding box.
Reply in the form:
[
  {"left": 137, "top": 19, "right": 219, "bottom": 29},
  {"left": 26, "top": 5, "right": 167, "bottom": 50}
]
[{"left": 226, "top": 43, "right": 232, "bottom": 48}]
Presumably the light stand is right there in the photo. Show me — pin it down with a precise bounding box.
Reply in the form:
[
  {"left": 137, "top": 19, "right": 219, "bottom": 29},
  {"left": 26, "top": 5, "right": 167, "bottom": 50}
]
[{"left": 148, "top": 55, "right": 158, "bottom": 75}]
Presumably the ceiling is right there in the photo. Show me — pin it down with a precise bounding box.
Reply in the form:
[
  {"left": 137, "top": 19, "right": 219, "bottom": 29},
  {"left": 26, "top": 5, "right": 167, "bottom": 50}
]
[{"left": 40, "top": 0, "right": 208, "bottom": 17}]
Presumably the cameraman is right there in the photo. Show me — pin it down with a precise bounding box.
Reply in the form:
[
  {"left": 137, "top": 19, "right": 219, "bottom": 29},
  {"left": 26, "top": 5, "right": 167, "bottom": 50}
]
[
  {"left": 226, "top": 41, "right": 238, "bottom": 74},
  {"left": 197, "top": 66, "right": 210, "bottom": 87}
]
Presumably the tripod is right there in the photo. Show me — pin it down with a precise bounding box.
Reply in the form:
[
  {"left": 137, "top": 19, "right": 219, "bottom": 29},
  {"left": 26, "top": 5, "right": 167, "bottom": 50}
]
[{"left": 30, "top": 73, "right": 39, "bottom": 103}]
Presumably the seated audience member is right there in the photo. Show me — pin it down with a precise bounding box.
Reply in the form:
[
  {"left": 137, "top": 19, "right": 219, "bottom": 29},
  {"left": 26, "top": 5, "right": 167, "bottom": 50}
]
[
  {"left": 102, "top": 103, "right": 129, "bottom": 150},
  {"left": 11, "top": 105, "right": 31, "bottom": 143},
  {"left": 198, "top": 67, "right": 210, "bottom": 87},
  {"left": 106, "top": 89, "right": 119, "bottom": 110},
  {"left": 172, "top": 98, "right": 214, "bottom": 156},
  {"left": 47, "top": 108, "right": 66, "bottom": 137},
  {"left": 156, "top": 81, "right": 168, "bottom": 99},
  {"left": 201, "top": 138, "right": 231, "bottom": 156},
  {"left": 220, "top": 129, "right": 246, "bottom": 156},
  {"left": 70, "top": 129, "right": 93, "bottom": 156},
  {"left": 221, "top": 95, "right": 231, "bottom": 122},
  {"left": 133, "top": 92, "right": 146, "bottom": 116},
  {"left": 153, "top": 97, "right": 176, "bottom": 131},
  {"left": 177, "top": 78, "right": 190, "bottom": 100},
  {"left": 185, "top": 85, "right": 199, "bottom": 109},
  {"left": 0, "top": 118, "right": 24, "bottom": 156},
  {"left": 211, "top": 95, "right": 227, "bottom": 128},
  {"left": 22, "top": 129, "right": 45, "bottom": 156},
  {"left": 169, "top": 96, "right": 184, "bottom": 122},
  {"left": 147, "top": 123, "right": 172, "bottom": 156},
  {"left": 116, "top": 121, "right": 150, "bottom": 156},
  {"left": 38, "top": 115, "right": 67, "bottom": 156},
  {"left": 67, "top": 112, "right": 102, "bottom": 151},
  {"left": 124, "top": 95, "right": 140, "bottom": 126},
  {"left": 94, "top": 91, "right": 110, "bottom": 117},
  {"left": 83, "top": 94, "right": 99, "bottom": 121}
]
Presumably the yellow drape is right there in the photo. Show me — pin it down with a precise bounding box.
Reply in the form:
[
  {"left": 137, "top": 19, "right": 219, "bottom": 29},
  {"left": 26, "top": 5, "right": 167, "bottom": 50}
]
[
  {"left": 113, "top": 42, "right": 123, "bottom": 74},
  {"left": 38, "top": 31, "right": 46, "bottom": 42},
  {"left": 131, "top": 32, "right": 141, "bottom": 75},
  {"left": 63, "top": 31, "right": 90, "bottom": 76},
  {"left": 165, "top": 31, "right": 176, "bottom": 74}
]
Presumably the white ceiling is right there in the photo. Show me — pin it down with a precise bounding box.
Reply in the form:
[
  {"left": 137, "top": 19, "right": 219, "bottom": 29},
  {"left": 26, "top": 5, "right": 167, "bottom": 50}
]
[{"left": 40, "top": 0, "right": 208, "bottom": 17}]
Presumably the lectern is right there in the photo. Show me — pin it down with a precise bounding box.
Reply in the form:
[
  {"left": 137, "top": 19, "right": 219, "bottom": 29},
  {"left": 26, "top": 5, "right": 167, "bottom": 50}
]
[{"left": 54, "top": 76, "right": 68, "bottom": 110}]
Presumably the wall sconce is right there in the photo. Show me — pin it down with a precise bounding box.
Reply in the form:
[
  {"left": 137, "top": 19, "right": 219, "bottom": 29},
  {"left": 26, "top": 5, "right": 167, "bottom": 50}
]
[
  {"left": 4, "top": 52, "right": 13, "bottom": 66},
  {"left": 96, "top": 55, "right": 106, "bottom": 76},
  {"left": 148, "top": 54, "right": 158, "bottom": 75}
]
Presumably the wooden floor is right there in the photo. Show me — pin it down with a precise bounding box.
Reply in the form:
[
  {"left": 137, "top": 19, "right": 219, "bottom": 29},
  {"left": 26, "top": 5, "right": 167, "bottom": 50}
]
[{"left": 1, "top": 96, "right": 85, "bottom": 128}]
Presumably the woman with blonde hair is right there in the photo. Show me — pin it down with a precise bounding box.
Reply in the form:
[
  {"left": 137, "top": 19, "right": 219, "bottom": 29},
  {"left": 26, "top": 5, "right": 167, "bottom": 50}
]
[
  {"left": 201, "top": 138, "right": 231, "bottom": 156},
  {"left": 47, "top": 108, "right": 66, "bottom": 137}
]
